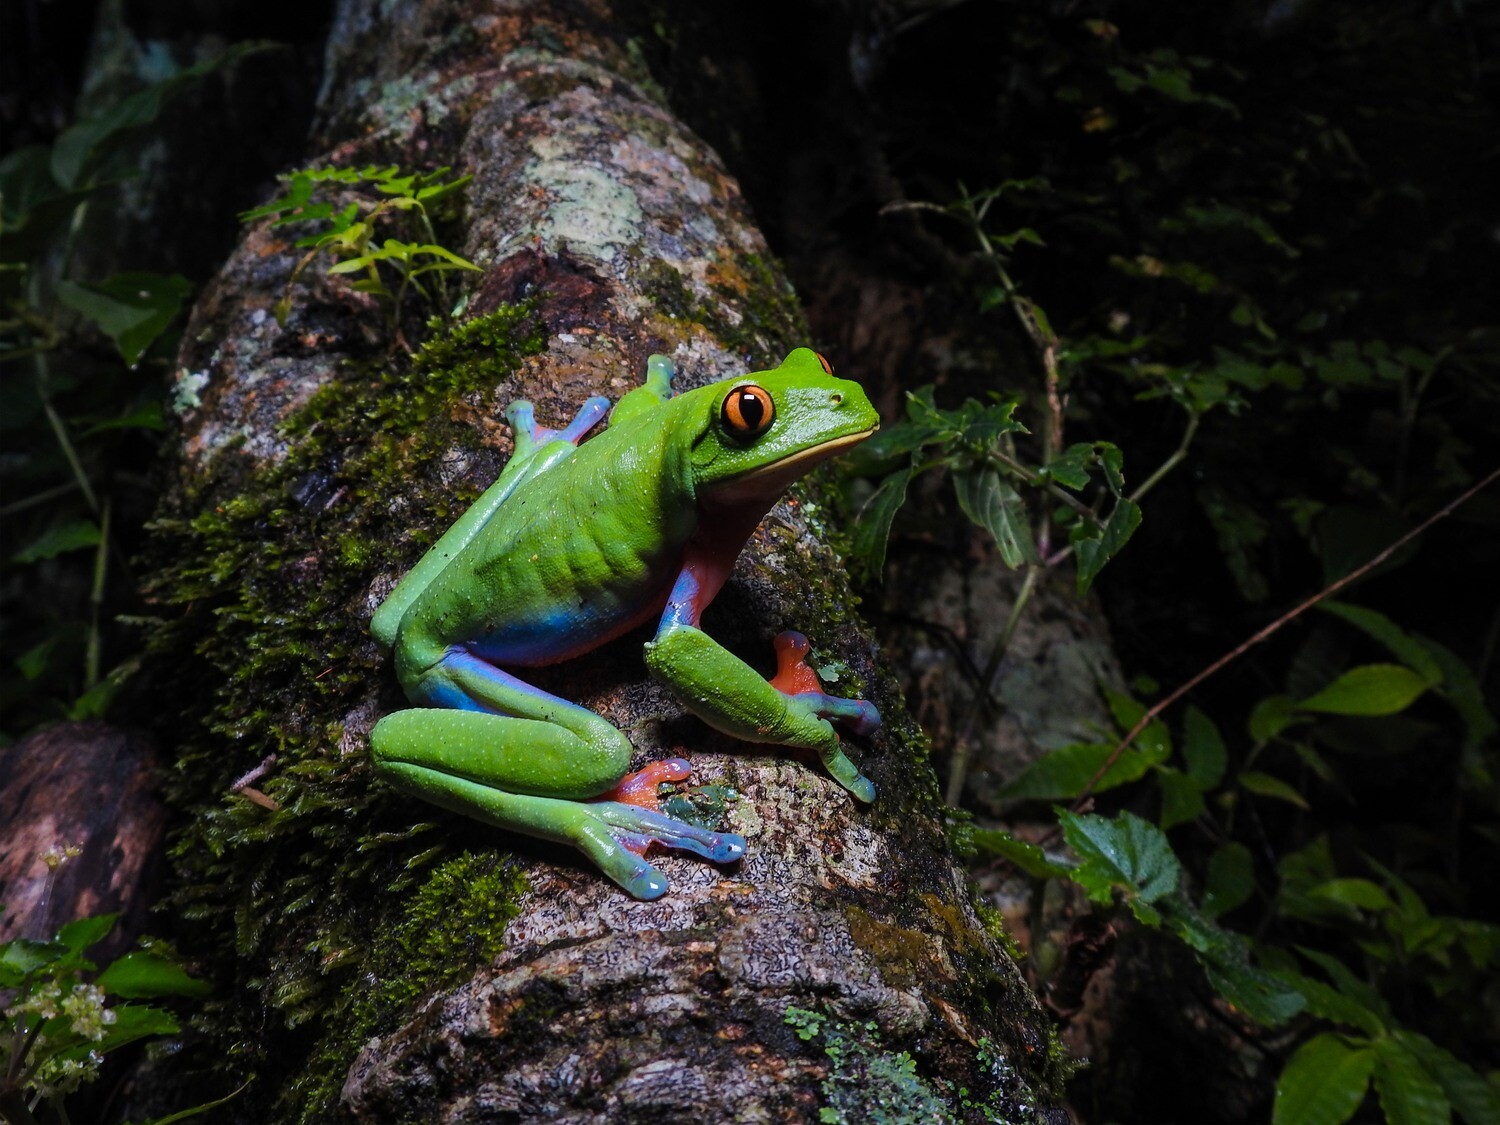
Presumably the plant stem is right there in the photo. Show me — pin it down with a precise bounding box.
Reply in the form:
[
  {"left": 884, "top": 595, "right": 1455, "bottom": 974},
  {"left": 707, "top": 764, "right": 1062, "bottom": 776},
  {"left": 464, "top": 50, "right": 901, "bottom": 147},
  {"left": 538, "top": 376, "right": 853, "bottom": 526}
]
[
  {"left": 0, "top": 482, "right": 81, "bottom": 517},
  {"left": 945, "top": 564, "right": 1041, "bottom": 805},
  {"left": 1130, "top": 412, "right": 1199, "bottom": 503},
  {"left": 986, "top": 449, "right": 1095, "bottom": 519},
  {"left": 39, "top": 385, "right": 100, "bottom": 516},
  {"left": 85, "top": 496, "right": 112, "bottom": 691}
]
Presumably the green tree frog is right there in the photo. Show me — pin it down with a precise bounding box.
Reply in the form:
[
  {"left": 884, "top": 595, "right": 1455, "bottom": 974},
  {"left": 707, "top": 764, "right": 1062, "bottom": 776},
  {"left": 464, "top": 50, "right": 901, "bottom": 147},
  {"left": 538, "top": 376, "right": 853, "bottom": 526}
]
[{"left": 370, "top": 348, "right": 883, "bottom": 899}]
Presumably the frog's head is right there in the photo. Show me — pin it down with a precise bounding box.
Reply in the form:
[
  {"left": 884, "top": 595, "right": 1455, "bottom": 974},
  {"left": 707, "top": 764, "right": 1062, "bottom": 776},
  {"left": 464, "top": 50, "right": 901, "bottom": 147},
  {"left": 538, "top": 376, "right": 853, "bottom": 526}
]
[{"left": 690, "top": 348, "right": 879, "bottom": 505}]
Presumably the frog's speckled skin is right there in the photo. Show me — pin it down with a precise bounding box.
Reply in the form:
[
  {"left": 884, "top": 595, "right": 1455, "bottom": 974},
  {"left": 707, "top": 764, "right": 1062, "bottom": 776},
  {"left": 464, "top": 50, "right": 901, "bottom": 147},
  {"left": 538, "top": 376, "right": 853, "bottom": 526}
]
[{"left": 370, "top": 349, "right": 882, "bottom": 899}]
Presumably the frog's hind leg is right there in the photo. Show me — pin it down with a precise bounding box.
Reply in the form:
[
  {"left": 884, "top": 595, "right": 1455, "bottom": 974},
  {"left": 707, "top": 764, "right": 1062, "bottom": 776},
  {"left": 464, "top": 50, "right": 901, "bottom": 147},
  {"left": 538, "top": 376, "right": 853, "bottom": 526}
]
[{"left": 372, "top": 651, "right": 744, "bottom": 898}]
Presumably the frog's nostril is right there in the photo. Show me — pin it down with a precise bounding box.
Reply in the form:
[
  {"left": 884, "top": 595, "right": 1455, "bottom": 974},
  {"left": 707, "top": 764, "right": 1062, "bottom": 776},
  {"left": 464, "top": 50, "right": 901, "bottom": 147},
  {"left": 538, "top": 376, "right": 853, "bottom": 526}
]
[{"left": 831, "top": 393, "right": 843, "bottom": 404}]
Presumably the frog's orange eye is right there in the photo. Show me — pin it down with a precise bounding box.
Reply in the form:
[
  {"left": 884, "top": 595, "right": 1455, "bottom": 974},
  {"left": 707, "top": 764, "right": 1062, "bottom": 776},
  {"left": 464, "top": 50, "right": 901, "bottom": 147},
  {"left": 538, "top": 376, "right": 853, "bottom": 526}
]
[
  {"left": 722, "top": 384, "right": 775, "bottom": 441},
  {"left": 815, "top": 351, "right": 834, "bottom": 375}
]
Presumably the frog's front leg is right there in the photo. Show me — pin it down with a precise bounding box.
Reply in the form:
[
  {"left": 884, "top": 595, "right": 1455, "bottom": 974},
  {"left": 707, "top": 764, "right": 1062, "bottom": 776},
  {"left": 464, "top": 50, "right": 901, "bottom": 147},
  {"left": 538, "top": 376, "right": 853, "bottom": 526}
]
[
  {"left": 643, "top": 565, "right": 880, "bottom": 803},
  {"left": 371, "top": 648, "right": 745, "bottom": 899}
]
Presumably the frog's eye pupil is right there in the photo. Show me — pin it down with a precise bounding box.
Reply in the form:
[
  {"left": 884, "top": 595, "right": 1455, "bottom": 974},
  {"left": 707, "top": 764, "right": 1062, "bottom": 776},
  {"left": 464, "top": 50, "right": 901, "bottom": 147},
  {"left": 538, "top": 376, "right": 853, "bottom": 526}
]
[{"left": 723, "top": 384, "right": 775, "bottom": 441}]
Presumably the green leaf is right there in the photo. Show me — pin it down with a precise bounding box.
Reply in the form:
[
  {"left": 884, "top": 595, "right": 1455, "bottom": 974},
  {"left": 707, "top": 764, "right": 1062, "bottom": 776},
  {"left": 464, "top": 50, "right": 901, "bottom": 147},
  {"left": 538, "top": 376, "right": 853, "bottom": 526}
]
[
  {"left": 1072, "top": 498, "right": 1142, "bottom": 594},
  {"left": 0, "top": 938, "right": 66, "bottom": 985},
  {"left": 851, "top": 466, "right": 912, "bottom": 576},
  {"left": 1393, "top": 1030, "right": 1500, "bottom": 1125},
  {"left": 94, "top": 1003, "right": 180, "bottom": 1053},
  {"left": 1296, "top": 947, "right": 1390, "bottom": 1020},
  {"left": 1201, "top": 842, "right": 1254, "bottom": 919},
  {"left": 1272, "top": 969, "right": 1385, "bottom": 1036},
  {"left": 1156, "top": 767, "right": 1204, "bottom": 828},
  {"left": 1308, "top": 878, "right": 1394, "bottom": 913},
  {"left": 1273, "top": 1034, "right": 1376, "bottom": 1125},
  {"left": 56, "top": 272, "right": 192, "bottom": 366},
  {"left": 1249, "top": 694, "right": 1299, "bottom": 743},
  {"left": 1239, "top": 771, "right": 1310, "bottom": 809},
  {"left": 96, "top": 951, "right": 211, "bottom": 998},
  {"left": 1373, "top": 1038, "right": 1450, "bottom": 1125},
  {"left": 56, "top": 913, "right": 118, "bottom": 953},
  {"left": 78, "top": 399, "right": 166, "bottom": 436},
  {"left": 1096, "top": 442, "right": 1125, "bottom": 496},
  {"left": 1299, "top": 664, "right": 1431, "bottom": 716},
  {"left": 954, "top": 466, "right": 1038, "bottom": 567},
  {"left": 1045, "top": 443, "right": 1095, "bottom": 489},
  {"left": 1417, "top": 635, "right": 1498, "bottom": 751},
  {"left": 1182, "top": 705, "right": 1227, "bottom": 788},
  {"left": 1059, "top": 809, "right": 1180, "bottom": 923},
  {"left": 1000, "top": 739, "right": 1168, "bottom": 801},
  {"left": 1318, "top": 602, "right": 1443, "bottom": 685},
  {"left": 1162, "top": 897, "right": 1305, "bottom": 1025},
  {"left": 970, "top": 828, "right": 1073, "bottom": 879},
  {"left": 12, "top": 518, "right": 100, "bottom": 563}
]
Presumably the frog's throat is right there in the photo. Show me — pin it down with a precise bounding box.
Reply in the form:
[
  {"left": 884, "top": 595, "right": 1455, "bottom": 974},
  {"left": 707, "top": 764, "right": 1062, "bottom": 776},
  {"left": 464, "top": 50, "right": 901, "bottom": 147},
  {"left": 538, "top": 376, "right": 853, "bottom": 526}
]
[{"left": 702, "top": 425, "right": 877, "bottom": 506}]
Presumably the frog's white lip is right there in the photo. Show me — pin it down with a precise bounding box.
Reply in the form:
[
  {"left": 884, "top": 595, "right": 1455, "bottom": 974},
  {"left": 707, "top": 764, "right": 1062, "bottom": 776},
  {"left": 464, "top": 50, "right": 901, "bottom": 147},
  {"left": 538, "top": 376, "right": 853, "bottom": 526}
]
[
  {"left": 706, "top": 423, "right": 878, "bottom": 502},
  {"left": 763, "top": 424, "right": 878, "bottom": 472}
]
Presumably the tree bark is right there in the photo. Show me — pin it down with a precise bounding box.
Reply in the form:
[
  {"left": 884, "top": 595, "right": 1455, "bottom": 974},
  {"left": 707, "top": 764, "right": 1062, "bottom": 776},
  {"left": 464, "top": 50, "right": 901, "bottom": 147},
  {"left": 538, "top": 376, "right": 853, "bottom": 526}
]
[{"left": 142, "top": 2, "right": 1067, "bottom": 1120}]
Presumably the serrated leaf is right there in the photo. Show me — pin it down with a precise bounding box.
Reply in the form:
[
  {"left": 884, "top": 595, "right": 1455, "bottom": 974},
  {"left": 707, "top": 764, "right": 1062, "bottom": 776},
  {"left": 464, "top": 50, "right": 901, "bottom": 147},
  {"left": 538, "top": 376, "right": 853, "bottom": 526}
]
[
  {"left": 1059, "top": 809, "right": 1180, "bottom": 922},
  {"left": 970, "top": 829, "right": 1074, "bottom": 879},
  {"left": 1239, "top": 770, "right": 1310, "bottom": 809},
  {"left": 1157, "top": 767, "right": 1204, "bottom": 828},
  {"left": 1373, "top": 1038, "right": 1450, "bottom": 1125},
  {"left": 1073, "top": 497, "right": 1142, "bottom": 593},
  {"left": 1000, "top": 739, "right": 1168, "bottom": 801},
  {"left": 1273, "top": 1034, "right": 1376, "bottom": 1125},
  {"left": 1163, "top": 896, "right": 1305, "bottom": 1024},
  {"left": 1202, "top": 842, "right": 1254, "bottom": 919},
  {"left": 1393, "top": 1030, "right": 1500, "bottom": 1125},
  {"left": 1182, "top": 705, "right": 1227, "bottom": 787},
  {"left": 96, "top": 951, "right": 210, "bottom": 998},
  {"left": 851, "top": 466, "right": 912, "bottom": 576},
  {"left": 1299, "top": 664, "right": 1430, "bottom": 716},
  {"left": 12, "top": 518, "right": 100, "bottom": 563},
  {"left": 954, "top": 466, "right": 1038, "bottom": 568},
  {"left": 1272, "top": 969, "right": 1385, "bottom": 1036}
]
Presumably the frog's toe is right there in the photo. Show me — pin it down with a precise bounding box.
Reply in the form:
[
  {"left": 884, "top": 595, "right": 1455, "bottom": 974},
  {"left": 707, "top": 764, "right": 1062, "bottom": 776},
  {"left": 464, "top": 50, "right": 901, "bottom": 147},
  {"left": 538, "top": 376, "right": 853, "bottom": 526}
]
[
  {"left": 614, "top": 856, "right": 670, "bottom": 901},
  {"left": 811, "top": 694, "right": 882, "bottom": 738},
  {"left": 592, "top": 802, "right": 747, "bottom": 866}
]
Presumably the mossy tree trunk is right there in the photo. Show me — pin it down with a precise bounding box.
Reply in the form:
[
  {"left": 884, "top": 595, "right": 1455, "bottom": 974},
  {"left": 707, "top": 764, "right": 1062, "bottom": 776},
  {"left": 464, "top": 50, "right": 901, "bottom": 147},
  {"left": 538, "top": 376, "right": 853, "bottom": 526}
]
[{"left": 144, "top": 2, "right": 1067, "bottom": 1119}]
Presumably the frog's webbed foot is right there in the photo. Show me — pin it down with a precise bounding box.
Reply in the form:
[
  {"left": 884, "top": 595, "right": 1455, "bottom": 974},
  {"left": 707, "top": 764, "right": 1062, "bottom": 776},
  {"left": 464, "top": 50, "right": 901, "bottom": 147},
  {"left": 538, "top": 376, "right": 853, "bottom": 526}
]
[
  {"left": 769, "top": 631, "right": 882, "bottom": 738},
  {"left": 581, "top": 799, "right": 746, "bottom": 899}
]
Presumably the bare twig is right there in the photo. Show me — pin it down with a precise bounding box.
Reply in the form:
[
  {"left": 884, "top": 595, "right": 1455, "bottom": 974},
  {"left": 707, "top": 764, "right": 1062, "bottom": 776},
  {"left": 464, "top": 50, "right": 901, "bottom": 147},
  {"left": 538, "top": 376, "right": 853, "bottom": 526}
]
[{"left": 1066, "top": 466, "right": 1500, "bottom": 812}]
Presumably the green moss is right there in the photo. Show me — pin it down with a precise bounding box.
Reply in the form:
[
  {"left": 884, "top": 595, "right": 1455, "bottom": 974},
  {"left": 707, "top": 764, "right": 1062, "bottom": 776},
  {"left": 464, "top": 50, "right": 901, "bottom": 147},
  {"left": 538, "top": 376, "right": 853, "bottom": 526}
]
[
  {"left": 784, "top": 1004, "right": 1046, "bottom": 1125},
  {"left": 639, "top": 252, "right": 806, "bottom": 360},
  {"left": 140, "top": 303, "right": 547, "bottom": 1119},
  {"left": 785, "top": 1006, "right": 954, "bottom": 1124},
  {"left": 291, "top": 851, "right": 527, "bottom": 1118}
]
